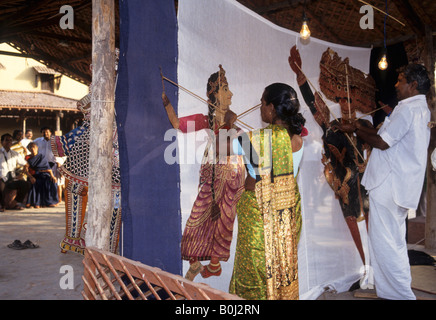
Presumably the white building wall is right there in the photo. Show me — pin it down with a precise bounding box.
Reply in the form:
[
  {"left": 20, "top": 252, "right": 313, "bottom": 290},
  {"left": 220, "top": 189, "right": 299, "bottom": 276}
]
[{"left": 0, "top": 43, "right": 89, "bottom": 99}]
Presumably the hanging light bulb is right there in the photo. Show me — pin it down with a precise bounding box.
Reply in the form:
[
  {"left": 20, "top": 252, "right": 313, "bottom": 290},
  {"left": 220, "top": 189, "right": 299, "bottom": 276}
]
[
  {"left": 300, "top": 12, "right": 311, "bottom": 40},
  {"left": 378, "top": 53, "right": 388, "bottom": 70},
  {"left": 378, "top": 0, "right": 388, "bottom": 71}
]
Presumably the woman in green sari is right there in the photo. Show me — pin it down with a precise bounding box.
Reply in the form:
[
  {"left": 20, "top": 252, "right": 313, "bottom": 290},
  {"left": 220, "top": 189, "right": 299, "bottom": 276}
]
[{"left": 229, "top": 83, "right": 306, "bottom": 300}]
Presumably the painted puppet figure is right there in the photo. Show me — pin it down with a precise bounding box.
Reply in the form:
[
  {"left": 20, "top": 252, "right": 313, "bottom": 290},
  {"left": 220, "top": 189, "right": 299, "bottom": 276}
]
[
  {"left": 162, "top": 65, "right": 245, "bottom": 280},
  {"left": 289, "top": 46, "right": 376, "bottom": 263}
]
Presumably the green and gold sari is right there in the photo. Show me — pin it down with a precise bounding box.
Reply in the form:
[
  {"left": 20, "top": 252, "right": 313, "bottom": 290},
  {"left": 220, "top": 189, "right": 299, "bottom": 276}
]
[{"left": 229, "top": 124, "right": 302, "bottom": 300}]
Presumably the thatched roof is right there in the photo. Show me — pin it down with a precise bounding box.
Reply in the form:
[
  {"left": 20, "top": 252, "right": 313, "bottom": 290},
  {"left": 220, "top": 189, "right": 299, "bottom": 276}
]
[
  {"left": 237, "top": 0, "right": 436, "bottom": 47},
  {"left": 0, "top": 1, "right": 434, "bottom": 85}
]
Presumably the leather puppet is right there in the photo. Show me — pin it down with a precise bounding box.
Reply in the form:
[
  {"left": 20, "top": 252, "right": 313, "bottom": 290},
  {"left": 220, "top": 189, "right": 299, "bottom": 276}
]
[{"left": 289, "top": 45, "right": 376, "bottom": 263}]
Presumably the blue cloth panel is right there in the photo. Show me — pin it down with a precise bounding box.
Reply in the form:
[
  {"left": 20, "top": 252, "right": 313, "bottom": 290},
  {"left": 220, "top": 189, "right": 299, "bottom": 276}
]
[{"left": 115, "top": 0, "right": 181, "bottom": 274}]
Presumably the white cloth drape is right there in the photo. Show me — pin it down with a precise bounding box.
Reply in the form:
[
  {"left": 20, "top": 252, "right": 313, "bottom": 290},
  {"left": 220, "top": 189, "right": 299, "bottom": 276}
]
[{"left": 178, "top": 0, "right": 373, "bottom": 299}]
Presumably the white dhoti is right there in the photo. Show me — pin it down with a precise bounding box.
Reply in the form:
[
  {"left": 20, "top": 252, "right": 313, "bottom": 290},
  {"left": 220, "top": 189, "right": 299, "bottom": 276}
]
[{"left": 368, "top": 175, "right": 415, "bottom": 300}]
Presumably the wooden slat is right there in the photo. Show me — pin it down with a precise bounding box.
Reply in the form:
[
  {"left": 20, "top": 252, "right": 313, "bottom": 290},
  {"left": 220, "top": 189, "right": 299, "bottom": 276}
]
[
  {"left": 81, "top": 275, "right": 98, "bottom": 300},
  {"left": 83, "top": 259, "right": 108, "bottom": 300},
  {"left": 119, "top": 260, "right": 148, "bottom": 300},
  {"left": 101, "top": 253, "right": 134, "bottom": 300},
  {"left": 87, "top": 249, "right": 122, "bottom": 300},
  {"left": 82, "top": 246, "right": 243, "bottom": 300},
  {"left": 133, "top": 265, "right": 163, "bottom": 300}
]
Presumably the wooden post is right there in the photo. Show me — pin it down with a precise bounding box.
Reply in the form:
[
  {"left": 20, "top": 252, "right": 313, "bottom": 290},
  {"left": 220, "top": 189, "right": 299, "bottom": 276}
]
[
  {"left": 55, "top": 111, "right": 62, "bottom": 136},
  {"left": 86, "top": 0, "right": 116, "bottom": 251},
  {"left": 424, "top": 25, "right": 436, "bottom": 250},
  {"left": 22, "top": 117, "right": 27, "bottom": 134}
]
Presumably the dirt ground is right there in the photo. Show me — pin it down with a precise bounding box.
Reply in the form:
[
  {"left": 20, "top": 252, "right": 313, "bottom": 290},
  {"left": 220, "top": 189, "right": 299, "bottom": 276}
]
[
  {"left": 0, "top": 203, "right": 83, "bottom": 300},
  {"left": 0, "top": 203, "right": 435, "bottom": 300}
]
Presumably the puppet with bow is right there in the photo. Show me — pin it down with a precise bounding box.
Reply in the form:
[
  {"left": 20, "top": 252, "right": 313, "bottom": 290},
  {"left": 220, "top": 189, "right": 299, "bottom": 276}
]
[{"left": 289, "top": 45, "right": 376, "bottom": 264}]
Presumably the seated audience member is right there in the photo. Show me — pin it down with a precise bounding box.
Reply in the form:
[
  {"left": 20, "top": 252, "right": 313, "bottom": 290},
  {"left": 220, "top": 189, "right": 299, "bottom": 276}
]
[
  {"left": 0, "top": 133, "right": 31, "bottom": 211},
  {"left": 25, "top": 142, "right": 59, "bottom": 208},
  {"left": 11, "top": 129, "right": 29, "bottom": 175}
]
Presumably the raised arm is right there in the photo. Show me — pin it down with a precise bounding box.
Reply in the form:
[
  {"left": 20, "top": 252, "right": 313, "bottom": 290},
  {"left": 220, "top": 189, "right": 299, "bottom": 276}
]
[
  {"left": 162, "top": 92, "right": 180, "bottom": 129},
  {"left": 288, "top": 45, "right": 330, "bottom": 130}
]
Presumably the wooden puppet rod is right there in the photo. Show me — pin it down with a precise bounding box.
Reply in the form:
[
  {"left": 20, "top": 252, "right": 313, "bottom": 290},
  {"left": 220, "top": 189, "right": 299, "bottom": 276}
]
[
  {"left": 161, "top": 73, "right": 254, "bottom": 129},
  {"left": 237, "top": 103, "right": 262, "bottom": 118},
  {"left": 346, "top": 65, "right": 352, "bottom": 119},
  {"left": 162, "top": 74, "right": 213, "bottom": 108},
  {"left": 293, "top": 62, "right": 365, "bottom": 162},
  {"left": 357, "top": 0, "right": 406, "bottom": 27},
  {"left": 357, "top": 105, "right": 388, "bottom": 119}
]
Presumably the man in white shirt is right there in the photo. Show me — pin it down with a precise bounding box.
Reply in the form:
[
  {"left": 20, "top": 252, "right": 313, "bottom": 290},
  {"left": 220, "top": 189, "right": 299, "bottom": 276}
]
[
  {"left": 21, "top": 129, "right": 33, "bottom": 148},
  {"left": 0, "top": 133, "right": 32, "bottom": 211},
  {"left": 338, "top": 63, "right": 431, "bottom": 300}
]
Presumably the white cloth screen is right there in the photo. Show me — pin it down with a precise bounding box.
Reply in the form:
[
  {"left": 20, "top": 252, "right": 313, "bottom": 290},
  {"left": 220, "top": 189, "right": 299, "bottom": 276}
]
[{"left": 177, "top": 0, "right": 372, "bottom": 299}]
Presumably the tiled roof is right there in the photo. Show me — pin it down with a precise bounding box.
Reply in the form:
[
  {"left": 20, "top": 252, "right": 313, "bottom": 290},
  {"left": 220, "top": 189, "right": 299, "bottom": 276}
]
[
  {"left": 0, "top": 90, "right": 78, "bottom": 111},
  {"left": 33, "top": 66, "right": 61, "bottom": 75}
]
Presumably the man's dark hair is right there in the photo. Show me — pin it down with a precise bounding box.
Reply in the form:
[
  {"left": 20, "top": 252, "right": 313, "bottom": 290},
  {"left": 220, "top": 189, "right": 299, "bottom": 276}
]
[
  {"left": 1, "top": 133, "right": 12, "bottom": 142},
  {"left": 12, "top": 129, "right": 23, "bottom": 140},
  {"left": 399, "top": 63, "right": 431, "bottom": 95},
  {"left": 40, "top": 126, "right": 53, "bottom": 133}
]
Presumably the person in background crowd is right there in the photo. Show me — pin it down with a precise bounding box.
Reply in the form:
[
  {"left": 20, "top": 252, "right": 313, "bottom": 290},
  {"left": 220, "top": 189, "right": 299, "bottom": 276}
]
[
  {"left": 11, "top": 129, "right": 28, "bottom": 157},
  {"left": 25, "top": 142, "right": 59, "bottom": 208},
  {"left": 34, "top": 127, "right": 65, "bottom": 205},
  {"left": 0, "top": 133, "right": 31, "bottom": 211},
  {"left": 21, "top": 129, "right": 33, "bottom": 148}
]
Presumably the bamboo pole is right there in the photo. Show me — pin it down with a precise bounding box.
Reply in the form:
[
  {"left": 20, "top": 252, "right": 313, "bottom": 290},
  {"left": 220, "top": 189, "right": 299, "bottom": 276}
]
[
  {"left": 162, "top": 75, "right": 255, "bottom": 129},
  {"left": 357, "top": 0, "right": 405, "bottom": 27},
  {"left": 237, "top": 103, "right": 261, "bottom": 118},
  {"left": 357, "top": 105, "right": 388, "bottom": 119},
  {"left": 293, "top": 62, "right": 365, "bottom": 162},
  {"left": 345, "top": 65, "right": 351, "bottom": 120},
  {"left": 86, "top": 0, "right": 116, "bottom": 251}
]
